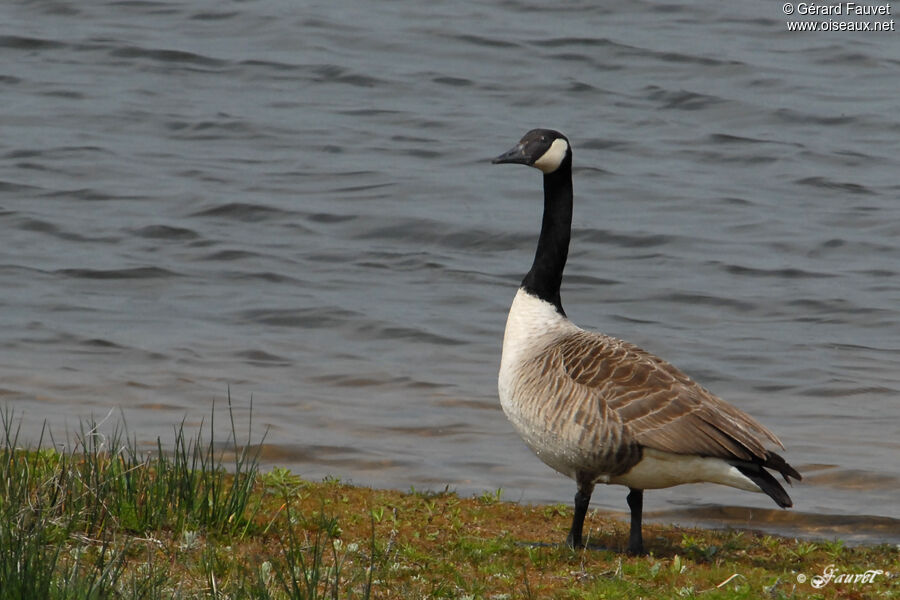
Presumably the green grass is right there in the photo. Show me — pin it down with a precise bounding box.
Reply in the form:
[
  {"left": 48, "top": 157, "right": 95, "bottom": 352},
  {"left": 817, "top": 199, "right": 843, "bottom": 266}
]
[{"left": 0, "top": 400, "right": 897, "bottom": 599}]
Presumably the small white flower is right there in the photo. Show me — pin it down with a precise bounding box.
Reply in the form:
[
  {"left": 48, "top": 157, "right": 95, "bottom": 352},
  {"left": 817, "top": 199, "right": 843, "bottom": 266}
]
[
  {"left": 259, "top": 561, "right": 274, "bottom": 585},
  {"left": 179, "top": 530, "right": 200, "bottom": 550}
]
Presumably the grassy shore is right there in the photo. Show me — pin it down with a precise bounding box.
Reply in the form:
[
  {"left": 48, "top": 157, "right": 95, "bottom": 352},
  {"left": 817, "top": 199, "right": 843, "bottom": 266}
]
[{"left": 1, "top": 405, "right": 896, "bottom": 599}]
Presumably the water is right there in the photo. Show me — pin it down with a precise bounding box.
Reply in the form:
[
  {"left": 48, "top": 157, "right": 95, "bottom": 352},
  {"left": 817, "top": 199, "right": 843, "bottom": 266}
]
[{"left": 1, "top": 0, "right": 899, "bottom": 543}]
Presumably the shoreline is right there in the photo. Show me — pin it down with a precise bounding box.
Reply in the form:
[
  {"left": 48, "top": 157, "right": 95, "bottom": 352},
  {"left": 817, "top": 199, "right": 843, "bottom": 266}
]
[
  {"left": 2, "top": 404, "right": 896, "bottom": 597},
  {"left": 2, "top": 446, "right": 897, "bottom": 598}
]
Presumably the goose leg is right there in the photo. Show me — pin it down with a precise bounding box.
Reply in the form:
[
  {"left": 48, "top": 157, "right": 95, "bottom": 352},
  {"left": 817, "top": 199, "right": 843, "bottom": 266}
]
[
  {"left": 566, "top": 482, "right": 594, "bottom": 548},
  {"left": 626, "top": 488, "right": 644, "bottom": 555}
]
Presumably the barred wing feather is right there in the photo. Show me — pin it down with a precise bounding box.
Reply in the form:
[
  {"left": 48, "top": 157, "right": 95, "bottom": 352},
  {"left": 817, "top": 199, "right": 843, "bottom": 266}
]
[{"left": 553, "top": 331, "right": 785, "bottom": 463}]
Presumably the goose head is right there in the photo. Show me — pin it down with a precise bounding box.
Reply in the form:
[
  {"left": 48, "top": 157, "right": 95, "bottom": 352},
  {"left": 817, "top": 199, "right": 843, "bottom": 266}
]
[{"left": 492, "top": 129, "right": 571, "bottom": 174}]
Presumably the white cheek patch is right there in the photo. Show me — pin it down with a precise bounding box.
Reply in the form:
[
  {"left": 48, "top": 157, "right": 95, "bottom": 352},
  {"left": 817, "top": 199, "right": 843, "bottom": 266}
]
[{"left": 533, "top": 138, "right": 569, "bottom": 173}]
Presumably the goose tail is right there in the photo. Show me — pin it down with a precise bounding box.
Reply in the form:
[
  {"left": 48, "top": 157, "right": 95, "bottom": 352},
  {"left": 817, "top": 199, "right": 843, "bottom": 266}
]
[{"left": 729, "top": 451, "right": 801, "bottom": 509}]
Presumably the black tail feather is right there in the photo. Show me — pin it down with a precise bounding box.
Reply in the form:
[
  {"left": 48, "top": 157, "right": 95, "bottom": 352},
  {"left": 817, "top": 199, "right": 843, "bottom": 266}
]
[
  {"left": 734, "top": 463, "right": 792, "bottom": 508},
  {"left": 763, "top": 451, "right": 802, "bottom": 483},
  {"left": 729, "top": 451, "right": 800, "bottom": 509}
]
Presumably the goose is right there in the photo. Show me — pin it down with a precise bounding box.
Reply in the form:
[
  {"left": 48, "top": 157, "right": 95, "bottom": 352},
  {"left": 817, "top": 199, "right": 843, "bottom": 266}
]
[{"left": 492, "top": 129, "right": 800, "bottom": 555}]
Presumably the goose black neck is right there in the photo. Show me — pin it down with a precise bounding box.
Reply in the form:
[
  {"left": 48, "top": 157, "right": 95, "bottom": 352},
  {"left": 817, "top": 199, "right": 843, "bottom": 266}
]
[{"left": 521, "top": 156, "right": 573, "bottom": 316}]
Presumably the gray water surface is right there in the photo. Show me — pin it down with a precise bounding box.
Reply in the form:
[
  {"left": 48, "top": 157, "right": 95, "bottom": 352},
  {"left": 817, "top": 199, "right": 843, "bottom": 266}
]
[{"left": 1, "top": 0, "right": 899, "bottom": 543}]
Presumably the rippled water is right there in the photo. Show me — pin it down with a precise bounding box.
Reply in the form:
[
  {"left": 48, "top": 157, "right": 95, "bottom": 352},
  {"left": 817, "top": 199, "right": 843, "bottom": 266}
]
[{"left": 1, "top": 1, "right": 899, "bottom": 543}]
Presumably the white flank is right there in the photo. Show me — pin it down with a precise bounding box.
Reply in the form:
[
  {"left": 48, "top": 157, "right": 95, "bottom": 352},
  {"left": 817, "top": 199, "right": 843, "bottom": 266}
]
[
  {"left": 607, "top": 448, "right": 762, "bottom": 493},
  {"left": 532, "top": 138, "right": 569, "bottom": 173}
]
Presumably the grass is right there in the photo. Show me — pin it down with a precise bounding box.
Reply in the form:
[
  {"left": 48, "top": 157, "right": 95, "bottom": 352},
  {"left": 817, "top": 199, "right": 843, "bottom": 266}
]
[{"left": 0, "top": 401, "right": 896, "bottom": 599}]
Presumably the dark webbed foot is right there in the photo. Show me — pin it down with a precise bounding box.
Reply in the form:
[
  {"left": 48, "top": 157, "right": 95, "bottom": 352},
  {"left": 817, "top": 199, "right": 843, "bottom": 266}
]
[{"left": 626, "top": 540, "right": 646, "bottom": 556}]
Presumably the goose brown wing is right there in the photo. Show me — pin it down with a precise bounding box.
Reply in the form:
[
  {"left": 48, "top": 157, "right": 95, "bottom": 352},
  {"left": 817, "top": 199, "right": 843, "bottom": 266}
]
[{"left": 555, "top": 331, "right": 784, "bottom": 462}]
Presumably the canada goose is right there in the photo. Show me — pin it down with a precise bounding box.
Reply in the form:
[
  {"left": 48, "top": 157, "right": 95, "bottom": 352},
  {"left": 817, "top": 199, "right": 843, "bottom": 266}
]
[{"left": 493, "top": 129, "right": 801, "bottom": 555}]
